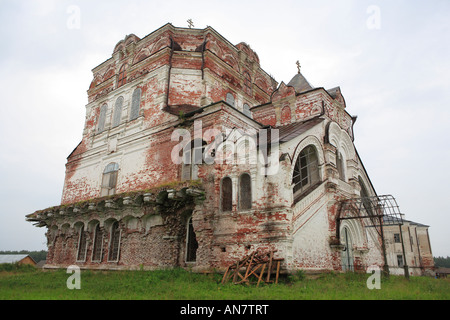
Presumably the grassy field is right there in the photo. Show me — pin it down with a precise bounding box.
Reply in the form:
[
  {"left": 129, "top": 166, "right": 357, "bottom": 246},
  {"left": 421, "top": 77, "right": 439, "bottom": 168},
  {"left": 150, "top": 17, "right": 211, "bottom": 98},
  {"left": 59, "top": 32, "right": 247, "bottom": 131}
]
[{"left": 0, "top": 264, "right": 449, "bottom": 300}]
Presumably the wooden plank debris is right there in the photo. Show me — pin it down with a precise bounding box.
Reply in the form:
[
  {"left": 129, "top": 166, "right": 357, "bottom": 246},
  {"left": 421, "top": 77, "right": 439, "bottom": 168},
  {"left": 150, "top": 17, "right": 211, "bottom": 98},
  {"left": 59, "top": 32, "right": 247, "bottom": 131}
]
[{"left": 221, "top": 249, "right": 284, "bottom": 287}]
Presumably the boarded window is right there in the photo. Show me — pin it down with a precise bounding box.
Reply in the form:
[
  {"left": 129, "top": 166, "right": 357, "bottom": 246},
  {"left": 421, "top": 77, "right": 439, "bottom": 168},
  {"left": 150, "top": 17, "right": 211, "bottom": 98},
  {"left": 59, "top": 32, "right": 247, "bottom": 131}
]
[
  {"left": 97, "top": 104, "right": 108, "bottom": 133},
  {"left": 221, "top": 177, "right": 232, "bottom": 212},
  {"left": 186, "top": 217, "right": 198, "bottom": 262},
  {"left": 76, "top": 225, "right": 87, "bottom": 262},
  {"left": 292, "top": 145, "right": 320, "bottom": 200},
  {"left": 112, "top": 96, "right": 124, "bottom": 127},
  {"left": 101, "top": 163, "right": 119, "bottom": 196},
  {"left": 239, "top": 173, "right": 252, "bottom": 210},
  {"left": 118, "top": 64, "right": 127, "bottom": 87},
  {"left": 108, "top": 221, "right": 121, "bottom": 262},
  {"left": 226, "top": 93, "right": 235, "bottom": 107},
  {"left": 130, "top": 88, "right": 141, "bottom": 121},
  {"left": 92, "top": 224, "right": 103, "bottom": 262}
]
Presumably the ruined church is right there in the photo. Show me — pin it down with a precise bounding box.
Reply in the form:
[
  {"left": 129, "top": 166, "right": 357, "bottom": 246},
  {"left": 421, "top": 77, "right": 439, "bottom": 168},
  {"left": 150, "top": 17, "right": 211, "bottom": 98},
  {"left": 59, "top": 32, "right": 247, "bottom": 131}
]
[{"left": 27, "top": 23, "right": 434, "bottom": 275}]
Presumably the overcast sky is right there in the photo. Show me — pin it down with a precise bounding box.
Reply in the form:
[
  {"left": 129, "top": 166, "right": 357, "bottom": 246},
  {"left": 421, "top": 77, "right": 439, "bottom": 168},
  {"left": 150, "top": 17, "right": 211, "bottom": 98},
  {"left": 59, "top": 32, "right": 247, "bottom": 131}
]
[{"left": 0, "top": 0, "right": 449, "bottom": 258}]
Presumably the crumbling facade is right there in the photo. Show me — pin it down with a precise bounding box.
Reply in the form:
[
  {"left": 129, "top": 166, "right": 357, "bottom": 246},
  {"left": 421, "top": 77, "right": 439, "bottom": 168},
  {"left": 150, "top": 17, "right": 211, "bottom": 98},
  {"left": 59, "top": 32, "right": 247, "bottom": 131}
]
[{"left": 27, "top": 23, "right": 432, "bottom": 275}]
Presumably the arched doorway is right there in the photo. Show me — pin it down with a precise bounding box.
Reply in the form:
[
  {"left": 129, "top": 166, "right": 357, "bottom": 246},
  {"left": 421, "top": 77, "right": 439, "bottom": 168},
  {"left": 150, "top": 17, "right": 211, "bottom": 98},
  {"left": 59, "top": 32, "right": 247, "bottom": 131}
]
[{"left": 341, "top": 227, "right": 354, "bottom": 272}]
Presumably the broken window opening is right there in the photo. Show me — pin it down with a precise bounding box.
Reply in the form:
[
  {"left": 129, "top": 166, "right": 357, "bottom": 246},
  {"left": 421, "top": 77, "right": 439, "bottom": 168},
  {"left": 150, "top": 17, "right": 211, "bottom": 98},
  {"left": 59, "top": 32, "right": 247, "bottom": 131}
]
[
  {"left": 108, "top": 221, "right": 121, "bottom": 262},
  {"left": 101, "top": 163, "right": 119, "bottom": 197},
  {"left": 92, "top": 223, "right": 103, "bottom": 262},
  {"left": 221, "top": 177, "right": 233, "bottom": 212},
  {"left": 76, "top": 225, "right": 87, "bottom": 262},
  {"left": 292, "top": 145, "right": 320, "bottom": 201},
  {"left": 186, "top": 217, "right": 198, "bottom": 263},
  {"left": 239, "top": 173, "right": 252, "bottom": 210}
]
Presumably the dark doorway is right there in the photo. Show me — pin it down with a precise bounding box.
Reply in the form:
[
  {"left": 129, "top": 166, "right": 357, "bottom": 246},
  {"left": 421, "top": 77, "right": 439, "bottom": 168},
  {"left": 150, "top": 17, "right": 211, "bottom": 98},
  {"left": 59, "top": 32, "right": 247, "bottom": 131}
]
[{"left": 186, "top": 217, "right": 198, "bottom": 262}]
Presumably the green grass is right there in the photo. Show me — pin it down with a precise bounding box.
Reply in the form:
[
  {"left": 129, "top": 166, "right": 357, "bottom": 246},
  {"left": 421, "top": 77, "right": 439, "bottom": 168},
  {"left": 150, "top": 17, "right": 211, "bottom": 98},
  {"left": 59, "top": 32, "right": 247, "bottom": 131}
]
[{"left": 0, "top": 265, "right": 449, "bottom": 300}]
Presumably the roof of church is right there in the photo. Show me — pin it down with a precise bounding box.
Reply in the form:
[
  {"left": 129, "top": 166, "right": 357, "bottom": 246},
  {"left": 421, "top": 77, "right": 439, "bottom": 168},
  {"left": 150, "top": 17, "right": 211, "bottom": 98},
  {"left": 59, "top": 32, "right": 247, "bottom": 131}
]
[
  {"left": 277, "top": 117, "right": 324, "bottom": 143},
  {"left": 287, "top": 71, "right": 314, "bottom": 93}
]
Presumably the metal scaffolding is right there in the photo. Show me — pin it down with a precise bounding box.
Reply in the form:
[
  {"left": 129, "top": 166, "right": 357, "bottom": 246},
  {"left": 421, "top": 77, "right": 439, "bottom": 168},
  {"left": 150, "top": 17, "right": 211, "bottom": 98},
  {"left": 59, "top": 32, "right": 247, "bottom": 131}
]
[{"left": 337, "top": 195, "right": 409, "bottom": 278}]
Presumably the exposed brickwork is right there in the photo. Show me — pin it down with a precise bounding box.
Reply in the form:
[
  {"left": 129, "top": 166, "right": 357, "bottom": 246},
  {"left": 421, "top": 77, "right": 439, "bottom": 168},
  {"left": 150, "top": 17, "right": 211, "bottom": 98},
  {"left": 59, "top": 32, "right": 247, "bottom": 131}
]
[{"left": 26, "top": 23, "right": 432, "bottom": 276}]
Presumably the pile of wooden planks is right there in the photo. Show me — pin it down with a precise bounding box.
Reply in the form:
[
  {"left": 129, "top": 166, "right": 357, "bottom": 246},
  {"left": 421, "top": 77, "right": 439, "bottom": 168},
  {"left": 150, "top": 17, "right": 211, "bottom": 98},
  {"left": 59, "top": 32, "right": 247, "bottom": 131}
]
[{"left": 221, "top": 250, "right": 283, "bottom": 287}]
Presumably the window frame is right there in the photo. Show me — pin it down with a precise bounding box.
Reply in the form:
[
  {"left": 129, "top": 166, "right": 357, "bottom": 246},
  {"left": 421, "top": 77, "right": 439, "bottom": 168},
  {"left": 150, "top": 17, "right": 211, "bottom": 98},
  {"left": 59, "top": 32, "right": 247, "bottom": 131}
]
[
  {"left": 112, "top": 96, "right": 124, "bottom": 128},
  {"left": 292, "top": 145, "right": 320, "bottom": 201},
  {"left": 101, "top": 163, "right": 119, "bottom": 197},
  {"left": 239, "top": 173, "right": 252, "bottom": 211},
  {"left": 129, "top": 87, "right": 142, "bottom": 121},
  {"left": 221, "top": 177, "right": 233, "bottom": 212},
  {"left": 107, "top": 221, "right": 121, "bottom": 262},
  {"left": 91, "top": 223, "right": 104, "bottom": 262},
  {"left": 97, "top": 103, "right": 108, "bottom": 133},
  {"left": 226, "top": 92, "right": 235, "bottom": 107},
  {"left": 76, "top": 224, "right": 88, "bottom": 263}
]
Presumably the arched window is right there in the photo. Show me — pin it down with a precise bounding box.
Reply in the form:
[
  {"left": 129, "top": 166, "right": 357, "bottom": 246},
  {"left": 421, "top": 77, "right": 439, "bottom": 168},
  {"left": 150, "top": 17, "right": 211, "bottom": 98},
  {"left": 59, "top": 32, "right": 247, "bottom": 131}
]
[
  {"left": 226, "top": 92, "right": 235, "bottom": 107},
  {"left": 101, "top": 163, "right": 119, "bottom": 196},
  {"left": 186, "top": 217, "right": 198, "bottom": 262},
  {"left": 117, "top": 64, "right": 127, "bottom": 87},
  {"left": 336, "top": 151, "right": 345, "bottom": 181},
  {"left": 76, "top": 224, "right": 87, "bottom": 262},
  {"left": 292, "top": 145, "right": 320, "bottom": 201},
  {"left": 108, "top": 221, "right": 121, "bottom": 262},
  {"left": 181, "top": 139, "right": 206, "bottom": 181},
  {"left": 130, "top": 88, "right": 141, "bottom": 121},
  {"left": 239, "top": 173, "right": 252, "bottom": 210},
  {"left": 97, "top": 103, "right": 108, "bottom": 133},
  {"left": 243, "top": 103, "right": 252, "bottom": 118},
  {"left": 92, "top": 223, "right": 103, "bottom": 262},
  {"left": 358, "top": 177, "right": 374, "bottom": 216},
  {"left": 221, "top": 177, "right": 233, "bottom": 212},
  {"left": 112, "top": 96, "right": 124, "bottom": 127}
]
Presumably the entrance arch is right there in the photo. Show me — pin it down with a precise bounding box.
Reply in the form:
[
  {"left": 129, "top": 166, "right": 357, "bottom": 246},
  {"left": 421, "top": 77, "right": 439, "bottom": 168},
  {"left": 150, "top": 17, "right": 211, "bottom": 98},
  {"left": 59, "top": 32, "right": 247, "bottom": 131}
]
[{"left": 341, "top": 227, "right": 354, "bottom": 272}]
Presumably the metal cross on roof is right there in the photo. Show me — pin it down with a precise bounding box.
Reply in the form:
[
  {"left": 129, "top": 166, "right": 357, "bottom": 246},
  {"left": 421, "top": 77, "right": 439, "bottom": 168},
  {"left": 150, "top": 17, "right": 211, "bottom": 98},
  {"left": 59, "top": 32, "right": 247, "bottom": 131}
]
[
  {"left": 296, "top": 60, "right": 301, "bottom": 74},
  {"left": 187, "top": 19, "right": 194, "bottom": 28}
]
